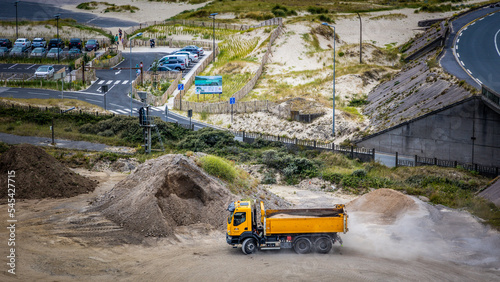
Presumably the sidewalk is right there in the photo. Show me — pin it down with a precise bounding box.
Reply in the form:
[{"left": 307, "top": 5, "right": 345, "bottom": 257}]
[{"left": 0, "top": 133, "right": 135, "bottom": 154}]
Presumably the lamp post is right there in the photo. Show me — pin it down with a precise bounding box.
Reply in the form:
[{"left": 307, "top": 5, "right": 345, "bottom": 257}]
[
  {"left": 209, "top": 13, "right": 218, "bottom": 63},
  {"left": 54, "top": 14, "right": 60, "bottom": 63},
  {"left": 14, "top": 1, "right": 19, "bottom": 39},
  {"left": 356, "top": 12, "right": 362, "bottom": 64},
  {"left": 322, "top": 23, "right": 336, "bottom": 137},
  {"left": 129, "top": 32, "right": 143, "bottom": 116}
]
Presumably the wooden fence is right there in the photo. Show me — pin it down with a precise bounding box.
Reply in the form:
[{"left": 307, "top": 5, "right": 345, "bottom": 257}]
[{"left": 124, "top": 18, "right": 282, "bottom": 37}]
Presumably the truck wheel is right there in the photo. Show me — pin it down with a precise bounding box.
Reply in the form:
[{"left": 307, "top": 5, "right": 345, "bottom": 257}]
[
  {"left": 293, "top": 238, "right": 312, "bottom": 254},
  {"left": 242, "top": 238, "right": 257, "bottom": 255},
  {"left": 314, "top": 237, "right": 332, "bottom": 254}
]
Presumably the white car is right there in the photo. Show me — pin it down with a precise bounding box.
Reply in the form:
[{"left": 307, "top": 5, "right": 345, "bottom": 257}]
[
  {"left": 34, "top": 65, "right": 55, "bottom": 79},
  {"left": 32, "top": 37, "right": 46, "bottom": 48},
  {"left": 174, "top": 51, "right": 198, "bottom": 63},
  {"left": 14, "top": 38, "right": 31, "bottom": 49}
]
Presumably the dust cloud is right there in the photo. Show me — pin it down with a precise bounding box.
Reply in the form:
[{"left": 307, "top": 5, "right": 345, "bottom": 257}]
[{"left": 345, "top": 189, "right": 500, "bottom": 269}]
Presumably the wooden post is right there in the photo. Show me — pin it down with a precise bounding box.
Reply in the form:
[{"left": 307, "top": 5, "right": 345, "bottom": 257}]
[
  {"left": 350, "top": 146, "right": 354, "bottom": 159},
  {"left": 415, "top": 155, "right": 418, "bottom": 167},
  {"left": 395, "top": 152, "right": 399, "bottom": 167}
]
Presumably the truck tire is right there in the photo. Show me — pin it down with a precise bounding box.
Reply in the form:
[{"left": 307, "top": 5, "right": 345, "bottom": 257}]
[
  {"left": 293, "top": 237, "right": 312, "bottom": 254},
  {"left": 314, "top": 237, "right": 332, "bottom": 254},
  {"left": 242, "top": 238, "right": 257, "bottom": 255}
]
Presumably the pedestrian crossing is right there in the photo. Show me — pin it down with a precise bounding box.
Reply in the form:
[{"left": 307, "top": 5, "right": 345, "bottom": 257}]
[
  {"left": 97, "top": 79, "right": 129, "bottom": 85},
  {"left": 108, "top": 106, "right": 162, "bottom": 115}
]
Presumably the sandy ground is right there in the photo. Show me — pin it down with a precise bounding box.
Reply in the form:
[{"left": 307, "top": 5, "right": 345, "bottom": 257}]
[{"left": 1, "top": 167, "right": 499, "bottom": 281}]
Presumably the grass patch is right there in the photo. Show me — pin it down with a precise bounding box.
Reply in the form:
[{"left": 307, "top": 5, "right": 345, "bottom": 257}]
[{"left": 199, "top": 155, "right": 237, "bottom": 182}]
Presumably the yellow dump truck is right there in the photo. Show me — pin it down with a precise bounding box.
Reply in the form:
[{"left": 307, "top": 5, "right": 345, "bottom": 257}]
[{"left": 226, "top": 201, "right": 348, "bottom": 254}]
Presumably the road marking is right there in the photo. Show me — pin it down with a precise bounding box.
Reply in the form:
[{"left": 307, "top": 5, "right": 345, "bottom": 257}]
[
  {"left": 457, "top": 39, "right": 460, "bottom": 43},
  {"left": 122, "top": 80, "right": 129, "bottom": 84},
  {"left": 114, "top": 80, "right": 121, "bottom": 84},
  {"left": 76, "top": 91, "right": 104, "bottom": 96},
  {"left": 457, "top": 53, "right": 460, "bottom": 58},
  {"left": 106, "top": 80, "right": 112, "bottom": 84},
  {"left": 8, "top": 64, "right": 18, "bottom": 69},
  {"left": 459, "top": 32, "right": 462, "bottom": 37},
  {"left": 86, "top": 98, "right": 101, "bottom": 103},
  {"left": 116, "top": 109, "right": 128, "bottom": 114},
  {"left": 96, "top": 86, "right": 102, "bottom": 92},
  {"left": 110, "top": 103, "right": 122, "bottom": 107},
  {"left": 26, "top": 64, "right": 37, "bottom": 69},
  {"left": 464, "top": 27, "right": 467, "bottom": 31},
  {"left": 460, "top": 60, "right": 464, "bottom": 66},
  {"left": 455, "top": 45, "right": 459, "bottom": 50},
  {"left": 115, "top": 70, "right": 121, "bottom": 75},
  {"left": 471, "top": 22, "right": 475, "bottom": 26},
  {"left": 27, "top": 91, "right": 49, "bottom": 95},
  {"left": 467, "top": 69, "right": 472, "bottom": 75},
  {"left": 64, "top": 96, "right": 77, "bottom": 99},
  {"left": 98, "top": 80, "right": 105, "bottom": 85},
  {"left": 495, "top": 29, "right": 500, "bottom": 57},
  {"left": 477, "top": 79, "right": 483, "bottom": 85},
  {"left": 108, "top": 110, "right": 121, "bottom": 115}
]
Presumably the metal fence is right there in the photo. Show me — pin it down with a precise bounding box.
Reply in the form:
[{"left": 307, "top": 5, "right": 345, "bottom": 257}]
[
  {"left": 482, "top": 84, "right": 500, "bottom": 111},
  {"left": 396, "top": 154, "right": 499, "bottom": 176}
]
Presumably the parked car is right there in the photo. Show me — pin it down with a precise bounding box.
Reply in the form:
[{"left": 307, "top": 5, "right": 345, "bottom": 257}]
[
  {"left": 0, "top": 38, "right": 12, "bottom": 49},
  {"left": 9, "top": 46, "right": 27, "bottom": 57},
  {"left": 46, "top": 48, "right": 63, "bottom": 58},
  {"left": 182, "top": 45, "right": 204, "bottom": 55},
  {"left": 32, "top": 37, "right": 46, "bottom": 48},
  {"left": 48, "top": 38, "right": 64, "bottom": 49},
  {"left": 147, "top": 65, "right": 178, "bottom": 72},
  {"left": 68, "top": 38, "right": 82, "bottom": 50},
  {"left": 34, "top": 65, "right": 55, "bottom": 79},
  {"left": 85, "top": 39, "right": 99, "bottom": 51},
  {"left": 0, "top": 47, "right": 9, "bottom": 56},
  {"left": 30, "top": 47, "right": 47, "bottom": 57},
  {"left": 161, "top": 55, "right": 189, "bottom": 67},
  {"left": 173, "top": 51, "right": 198, "bottom": 62},
  {"left": 14, "top": 38, "right": 31, "bottom": 49},
  {"left": 158, "top": 59, "right": 186, "bottom": 71}
]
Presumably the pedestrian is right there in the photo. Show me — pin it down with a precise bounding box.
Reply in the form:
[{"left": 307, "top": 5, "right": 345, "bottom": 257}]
[
  {"left": 119, "top": 28, "right": 122, "bottom": 41},
  {"left": 115, "top": 34, "right": 119, "bottom": 45}
]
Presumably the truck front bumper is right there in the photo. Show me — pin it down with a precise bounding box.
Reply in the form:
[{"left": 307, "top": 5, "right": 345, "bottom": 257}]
[{"left": 226, "top": 234, "right": 239, "bottom": 245}]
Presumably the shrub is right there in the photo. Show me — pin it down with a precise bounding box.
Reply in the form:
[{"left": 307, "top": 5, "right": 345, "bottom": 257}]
[
  {"left": 180, "top": 127, "right": 236, "bottom": 151},
  {"left": 199, "top": 155, "right": 237, "bottom": 182},
  {"left": 261, "top": 170, "right": 277, "bottom": 184},
  {"left": 352, "top": 169, "right": 367, "bottom": 178},
  {"left": 308, "top": 7, "right": 329, "bottom": 14}
]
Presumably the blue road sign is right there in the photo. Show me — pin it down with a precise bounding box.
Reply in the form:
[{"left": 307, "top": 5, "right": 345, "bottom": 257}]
[
  {"left": 230, "top": 97, "right": 235, "bottom": 104},
  {"left": 178, "top": 84, "right": 184, "bottom": 91}
]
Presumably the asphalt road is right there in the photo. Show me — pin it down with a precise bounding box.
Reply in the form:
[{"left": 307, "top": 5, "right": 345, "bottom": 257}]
[
  {"left": 440, "top": 5, "right": 500, "bottom": 91},
  {"left": 454, "top": 11, "right": 500, "bottom": 93},
  {"left": 0, "top": 0, "right": 137, "bottom": 28}
]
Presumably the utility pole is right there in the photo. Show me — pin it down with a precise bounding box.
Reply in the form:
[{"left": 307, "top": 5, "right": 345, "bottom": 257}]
[
  {"left": 323, "top": 23, "right": 336, "bottom": 137},
  {"left": 209, "top": 13, "right": 218, "bottom": 63},
  {"left": 129, "top": 32, "right": 143, "bottom": 116},
  {"left": 15, "top": 1, "right": 19, "bottom": 39},
  {"left": 55, "top": 14, "right": 60, "bottom": 64},
  {"left": 356, "top": 12, "right": 362, "bottom": 64}
]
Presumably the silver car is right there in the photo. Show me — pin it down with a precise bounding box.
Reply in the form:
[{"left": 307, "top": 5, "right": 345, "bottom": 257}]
[
  {"left": 46, "top": 48, "right": 63, "bottom": 59},
  {"left": 31, "top": 47, "right": 47, "bottom": 57},
  {"left": 34, "top": 65, "right": 55, "bottom": 79}
]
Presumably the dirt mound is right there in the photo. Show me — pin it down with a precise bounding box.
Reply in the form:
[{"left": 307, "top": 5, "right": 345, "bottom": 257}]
[
  {"left": 92, "top": 154, "right": 235, "bottom": 237},
  {"left": 347, "top": 188, "right": 417, "bottom": 223},
  {"left": 0, "top": 144, "right": 97, "bottom": 199}
]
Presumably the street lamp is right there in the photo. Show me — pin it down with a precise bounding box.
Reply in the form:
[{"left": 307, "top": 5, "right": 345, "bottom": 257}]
[
  {"left": 54, "top": 14, "right": 60, "bottom": 63},
  {"left": 14, "top": 1, "right": 19, "bottom": 39},
  {"left": 129, "top": 32, "right": 143, "bottom": 116},
  {"left": 322, "top": 22, "right": 336, "bottom": 137},
  {"left": 356, "top": 12, "right": 362, "bottom": 64},
  {"left": 209, "top": 13, "right": 218, "bottom": 63}
]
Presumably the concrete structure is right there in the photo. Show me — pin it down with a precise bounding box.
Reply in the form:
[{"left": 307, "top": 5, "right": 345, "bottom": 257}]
[{"left": 357, "top": 96, "right": 500, "bottom": 167}]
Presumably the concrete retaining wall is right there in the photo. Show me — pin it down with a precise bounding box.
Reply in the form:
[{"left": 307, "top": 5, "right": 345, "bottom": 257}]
[{"left": 358, "top": 96, "right": 500, "bottom": 167}]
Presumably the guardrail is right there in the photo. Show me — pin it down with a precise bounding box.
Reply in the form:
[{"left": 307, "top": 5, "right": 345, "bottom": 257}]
[{"left": 481, "top": 84, "right": 500, "bottom": 114}]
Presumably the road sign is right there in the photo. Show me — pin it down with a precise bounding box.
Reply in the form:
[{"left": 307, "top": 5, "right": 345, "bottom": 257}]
[
  {"left": 229, "top": 97, "right": 235, "bottom": 104},
  {"left": 188, "top": 109, "right": 193, "bottom": 118},
  {"left": 178, "top": 84, "right": 184, "bottom": 91}
]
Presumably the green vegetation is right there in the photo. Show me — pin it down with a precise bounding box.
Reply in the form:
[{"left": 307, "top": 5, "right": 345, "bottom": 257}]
[
  {"left": 1, "top": 104, "right": 498, "bottom": 230},
  {"left": 1, "top": 79, "right": 87, "bottom": 91},
  {"left": 77, "top": 1, "right": 139, "bottom": 13},
  {"left": 199, "top": 155, "right": 237, "bottom": 182}
]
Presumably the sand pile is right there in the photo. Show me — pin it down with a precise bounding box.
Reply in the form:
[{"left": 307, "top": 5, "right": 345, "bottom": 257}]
[
  {"left": 92, "top": 154, "right": 235, "bottom": 237},
  {"left": 0, "top": 144, "right": 97, "bottom": 199},
  {"left": 347, "top": 188, "right": 417, "bottom": 223}
]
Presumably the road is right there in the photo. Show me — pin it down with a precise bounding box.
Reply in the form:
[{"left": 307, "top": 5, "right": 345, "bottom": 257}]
[
  {"left": 440, "top": 5, "right": 500, "bottom": 92},
  {"left": 0, "top": 0, "right": 137, "bottom": 28},
  {"left": 453, "top": 11, "right": 500, "bottom": 93}
]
